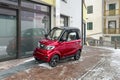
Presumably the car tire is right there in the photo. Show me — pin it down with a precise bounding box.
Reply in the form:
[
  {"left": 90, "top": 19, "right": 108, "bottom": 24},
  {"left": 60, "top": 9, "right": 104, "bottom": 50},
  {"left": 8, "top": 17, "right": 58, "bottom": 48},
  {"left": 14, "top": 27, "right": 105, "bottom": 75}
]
[
  {"left": 49, "top": 55, "right": 59, "bottom": 67},
  {"left": 74, "top": 50, "right": 81, "bottom": 60}
]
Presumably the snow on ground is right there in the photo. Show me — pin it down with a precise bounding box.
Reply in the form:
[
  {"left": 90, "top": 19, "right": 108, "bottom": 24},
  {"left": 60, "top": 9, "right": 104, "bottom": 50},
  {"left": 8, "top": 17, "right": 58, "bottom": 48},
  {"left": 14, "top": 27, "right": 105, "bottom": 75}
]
[
  {"left": 80, "top": 47, "right": 120, "bottom": 80},
  {"left": 99, "top": 47, "right": 120, "bottom": 68},
  {"left": 59, "top": 66, "right": 67, "bottom": 76},
  {"left": 38, "top": 63, "right": 53, "bottom": 69},
  {"left": 23, "top": 58, "right": 34, "bottom": 63},
  {"left": 25, "top": 68, "right": 31, "bottom": 73}
]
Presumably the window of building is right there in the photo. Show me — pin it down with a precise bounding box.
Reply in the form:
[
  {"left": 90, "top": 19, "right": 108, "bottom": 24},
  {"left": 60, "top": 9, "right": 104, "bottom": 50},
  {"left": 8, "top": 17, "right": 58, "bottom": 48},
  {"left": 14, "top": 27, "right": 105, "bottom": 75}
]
[
  {"left": 0, "top": 8, "right": 17, "bottom": 61},
  {"left": 21, "top": 0, "right": 50, "bottom": 13},
  {"left": 87, "top": 22, "right": 93, "bottom": 30},
  {"left": 87, "top": 6, "right": 93, "bottom": 14},
  {"left": 60, "top": 15, "right": 69, "bottom": 27},
  {"left": 108, "top": 20, "right": 116, "bottom": 34},
  {"left": 0, "top": 0, "right": 51, "bottom": 60},
  {"left": 108, "top": 21, "right": 116, "bottom": 29},
  {"left": 111, "top": 36, "right": 120, "bottom": 42},
  {"left": 108, "top": 3, "right": 116, "bottom": 15},
  {"left": 20, "top": 10, "right": 50, "bottom": 57},
  {"left": 0, "top": 0, "right": 18, "bottom": 5},
  {"left": 109, "top": 3, "right": 116, "bottom": 10}
]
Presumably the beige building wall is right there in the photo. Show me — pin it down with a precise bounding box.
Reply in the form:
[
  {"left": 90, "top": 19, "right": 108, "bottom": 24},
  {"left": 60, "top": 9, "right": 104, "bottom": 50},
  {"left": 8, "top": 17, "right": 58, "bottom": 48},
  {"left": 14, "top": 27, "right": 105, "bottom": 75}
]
[
  {"left": 103, "top": 0, "right": 120, "bottom": 42},
  {"left": 85, "top": 0, "right": 103, "bottom": 39}
]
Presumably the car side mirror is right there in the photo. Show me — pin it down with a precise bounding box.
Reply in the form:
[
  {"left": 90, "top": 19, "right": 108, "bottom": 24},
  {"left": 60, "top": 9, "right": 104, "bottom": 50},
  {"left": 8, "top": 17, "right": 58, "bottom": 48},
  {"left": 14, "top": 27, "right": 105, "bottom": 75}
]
[{"left": 44, "top": 34, "right": 48, "bottom": 38}]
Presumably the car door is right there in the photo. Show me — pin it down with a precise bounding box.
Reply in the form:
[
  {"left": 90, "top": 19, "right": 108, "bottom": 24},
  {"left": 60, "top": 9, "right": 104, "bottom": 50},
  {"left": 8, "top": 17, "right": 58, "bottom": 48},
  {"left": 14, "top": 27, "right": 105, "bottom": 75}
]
[
  {"left": 57, "top": 31, "right": 70, "bottom": 57},
  {"left": 65, "top": 32, "right": 78, "bottom": 56},
  {"left": 58, "top": 31, "right": 78, "bottom": 57}
]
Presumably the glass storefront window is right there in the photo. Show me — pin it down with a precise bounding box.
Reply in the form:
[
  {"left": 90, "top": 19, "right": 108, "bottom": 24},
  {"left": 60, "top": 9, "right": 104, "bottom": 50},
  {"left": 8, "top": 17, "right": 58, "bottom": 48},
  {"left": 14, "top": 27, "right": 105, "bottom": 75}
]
[
  {"left": 0, "top": 0, "right": 18, "bottom": 5},
  {"left": 20, "top": 11, "right": 50, "bottom": 57},
  {"left": 0, "top": 0, "right": 51, "bottom": 59},
  {"left": 21, "top": 0, "right": 50, "bottom": 12},
  {"left": 0, "top": 8, "right": 16, "bottom": 61}
]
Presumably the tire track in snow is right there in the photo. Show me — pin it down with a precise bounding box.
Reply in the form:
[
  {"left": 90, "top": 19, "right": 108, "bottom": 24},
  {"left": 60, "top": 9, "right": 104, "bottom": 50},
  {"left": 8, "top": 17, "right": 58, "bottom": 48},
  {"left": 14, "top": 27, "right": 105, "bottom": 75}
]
[{"left": 79, "top": 58, "right": 106, "bottom": 80}]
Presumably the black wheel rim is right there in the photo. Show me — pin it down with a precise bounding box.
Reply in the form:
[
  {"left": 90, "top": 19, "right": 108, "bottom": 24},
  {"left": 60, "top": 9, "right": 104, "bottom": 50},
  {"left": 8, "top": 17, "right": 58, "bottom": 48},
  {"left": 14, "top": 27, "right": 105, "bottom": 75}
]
[
  {"left": 76, "top": 53, "right": 80, "bottom": 59},
  {"left": 76, "top": 51, "right": 80, "bottom": 59},
  {"left": 51, "top": 56, "right": 59, "bottom": 67}
]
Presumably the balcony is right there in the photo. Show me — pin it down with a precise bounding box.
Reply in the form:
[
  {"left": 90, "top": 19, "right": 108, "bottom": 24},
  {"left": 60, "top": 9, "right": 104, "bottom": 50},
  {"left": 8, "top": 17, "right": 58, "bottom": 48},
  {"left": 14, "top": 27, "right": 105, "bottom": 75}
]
[
  {"left": 104, "top": 28, "right": 120, "bottom": 34},
  {"left": 104, "top": 9, "right": 120, "bottom": 16}
]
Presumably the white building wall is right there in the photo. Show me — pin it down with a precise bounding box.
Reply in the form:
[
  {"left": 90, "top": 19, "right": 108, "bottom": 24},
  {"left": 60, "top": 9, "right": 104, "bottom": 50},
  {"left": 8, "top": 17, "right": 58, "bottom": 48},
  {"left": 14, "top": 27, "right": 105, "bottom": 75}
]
[
  {"left": 85, "top": 0, "right": 103, "bottom": 39},
  {"left": 60, "top": 0, "right": 82, "bottom": 31}
]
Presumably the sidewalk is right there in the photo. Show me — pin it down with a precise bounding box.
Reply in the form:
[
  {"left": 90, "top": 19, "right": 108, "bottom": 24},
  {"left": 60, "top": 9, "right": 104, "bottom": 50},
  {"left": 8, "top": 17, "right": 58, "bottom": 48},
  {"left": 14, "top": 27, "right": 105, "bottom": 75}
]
[
  {"left": 0, "top": 46, "right": 113, "bottom": 80},
  {"left": 0, "top": 57, "right": 37, "bottom": 80}
]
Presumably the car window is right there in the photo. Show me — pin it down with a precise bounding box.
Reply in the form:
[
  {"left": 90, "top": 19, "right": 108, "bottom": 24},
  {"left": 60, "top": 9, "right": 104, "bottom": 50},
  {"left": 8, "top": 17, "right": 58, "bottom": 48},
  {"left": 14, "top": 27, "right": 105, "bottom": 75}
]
[
  {"left": 61, "top": 31, "right": 68, "bottom": 41},
  {"left": 47, "top": 28, "right": 63, "bottom": 40},
  {"left": 67, "top": 32, "right": 77, "bottom": 41},
  {"left": 52, "top": 30, "right": 62, "bottom": 40}
]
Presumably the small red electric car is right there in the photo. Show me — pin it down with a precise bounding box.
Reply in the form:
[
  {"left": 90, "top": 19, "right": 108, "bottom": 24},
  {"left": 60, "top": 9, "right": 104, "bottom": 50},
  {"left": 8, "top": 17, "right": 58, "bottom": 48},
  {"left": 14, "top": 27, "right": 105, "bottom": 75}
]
[{"left": 33, "top": 27, "right": 82, "bottom": 67}]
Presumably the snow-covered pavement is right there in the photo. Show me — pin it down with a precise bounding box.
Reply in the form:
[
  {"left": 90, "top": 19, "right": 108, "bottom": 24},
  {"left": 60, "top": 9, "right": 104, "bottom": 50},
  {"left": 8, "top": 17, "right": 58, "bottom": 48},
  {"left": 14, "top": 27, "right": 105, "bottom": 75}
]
[
  {"left": 1, "top": 46, "right": 120, "bottom": 80},
  {"left": 80, "top": 47, "right": 120, "bottom": 80}
]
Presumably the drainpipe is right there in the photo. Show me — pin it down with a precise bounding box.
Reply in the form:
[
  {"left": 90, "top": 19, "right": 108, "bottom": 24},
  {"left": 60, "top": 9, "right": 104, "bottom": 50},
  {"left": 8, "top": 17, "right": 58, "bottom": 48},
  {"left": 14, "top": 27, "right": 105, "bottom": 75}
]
[
  {"left": 81, "top": 0, "right": 84, "bottom": 46},
  {"left": 55, "top": 0, "right": 60, "bottom": 27}
]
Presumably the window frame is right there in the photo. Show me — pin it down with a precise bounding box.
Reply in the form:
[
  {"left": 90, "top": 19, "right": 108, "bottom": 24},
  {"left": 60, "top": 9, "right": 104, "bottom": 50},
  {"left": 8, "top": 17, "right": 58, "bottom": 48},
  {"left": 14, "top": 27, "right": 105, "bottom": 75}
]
[
  {"left": 87, "top": 22, "right": 93, "bottom": 30},
  {"left": 87, "top": 5, "right": 93, "bottom": 14},
  {"left": 109, "top": 3, "right": 116, "bottom": 10}
]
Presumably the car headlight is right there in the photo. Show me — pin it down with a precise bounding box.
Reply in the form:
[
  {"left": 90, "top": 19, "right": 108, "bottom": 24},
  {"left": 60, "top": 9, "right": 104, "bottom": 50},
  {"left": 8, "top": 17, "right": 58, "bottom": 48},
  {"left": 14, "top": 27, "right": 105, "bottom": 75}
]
[{"left": 45, "top": 46, "right": 55, "bottom": 50}]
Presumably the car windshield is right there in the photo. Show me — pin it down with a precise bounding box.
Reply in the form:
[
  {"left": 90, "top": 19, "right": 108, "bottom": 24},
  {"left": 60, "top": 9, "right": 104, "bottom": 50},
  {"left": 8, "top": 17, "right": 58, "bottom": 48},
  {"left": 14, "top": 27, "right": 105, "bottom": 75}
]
[{"left": 47, "top": 28, "right": 63, "bottom": 40}]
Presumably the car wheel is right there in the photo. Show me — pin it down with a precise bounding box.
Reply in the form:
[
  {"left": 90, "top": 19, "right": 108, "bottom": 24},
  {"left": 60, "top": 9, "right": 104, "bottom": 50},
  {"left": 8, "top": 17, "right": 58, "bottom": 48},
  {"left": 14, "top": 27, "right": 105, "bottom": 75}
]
[
  {"left": 49, "top": 55, "right": 59, "bottom": 67},
  {"left": 74, "top": 50, "right": 81, "bottom": 60}
]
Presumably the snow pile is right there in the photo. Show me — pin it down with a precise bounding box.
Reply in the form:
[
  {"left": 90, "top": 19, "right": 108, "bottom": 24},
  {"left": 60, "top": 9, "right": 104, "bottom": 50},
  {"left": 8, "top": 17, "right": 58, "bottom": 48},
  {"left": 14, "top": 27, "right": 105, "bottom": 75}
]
[
  {"left": 25, "top": 68, "right": 31, "bottom": 73},
  {"left": 38, "top": 63, "right": 53, "bottom": 69},
  {"left": 23, "top": 58, "right": 34, "bottom": 63},
  {"left": 101, "top": 47, "right": 120, "bottom": 78},
  {"left": 110, "top": 49, "right": 120, "bottom": 71},
  {"left": 102, "top": 47, "right": 120, "bottom": 66},
  {"left": 79, "top": 47, "right": 120, "bottom": 80},
  {"left": 59, "top": 66, "right": 67, "bottom": 76}
]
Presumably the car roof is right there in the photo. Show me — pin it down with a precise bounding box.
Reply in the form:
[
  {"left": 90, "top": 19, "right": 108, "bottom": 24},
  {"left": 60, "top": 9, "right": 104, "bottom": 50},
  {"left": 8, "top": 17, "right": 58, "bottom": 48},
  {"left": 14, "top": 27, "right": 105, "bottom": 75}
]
[{"left": 53, "top": 27, "right": 80, "bottom": 31}]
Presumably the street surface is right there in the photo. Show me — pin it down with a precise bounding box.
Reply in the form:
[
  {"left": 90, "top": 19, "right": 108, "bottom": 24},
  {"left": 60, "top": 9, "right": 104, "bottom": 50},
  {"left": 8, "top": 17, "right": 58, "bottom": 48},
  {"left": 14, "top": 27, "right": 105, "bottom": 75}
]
[{"left": 0, "top": 46, "right": 119, "bottom": 80}]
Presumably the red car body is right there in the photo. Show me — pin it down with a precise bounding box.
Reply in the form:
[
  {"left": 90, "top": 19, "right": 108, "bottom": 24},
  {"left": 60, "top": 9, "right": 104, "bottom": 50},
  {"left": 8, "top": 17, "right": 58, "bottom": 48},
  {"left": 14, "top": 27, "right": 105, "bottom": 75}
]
[{"left": 33, "top": 27, "right": 82, "bottom": 67}]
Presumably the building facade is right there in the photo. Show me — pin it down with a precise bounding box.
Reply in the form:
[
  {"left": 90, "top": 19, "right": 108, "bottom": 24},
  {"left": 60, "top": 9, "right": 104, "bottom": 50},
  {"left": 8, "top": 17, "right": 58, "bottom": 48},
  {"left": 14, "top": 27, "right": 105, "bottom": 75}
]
[
  {"left": 103, "top": 0, "right": 120, "bottom": 41},
  {"left": 85, "top": 0, "right": 120, "bottom": 42},
  {"left": 0, "top": 0, "right": 53, "bottom": 61},
  {"left": 0, "top": 0, "right": 83, "bottom": 61},
  {"left": 85, "top": 0, "right": 103, "bottom": 40},
  {"left": 60, "top": 0, "right": 83, "bottom": 31}
]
